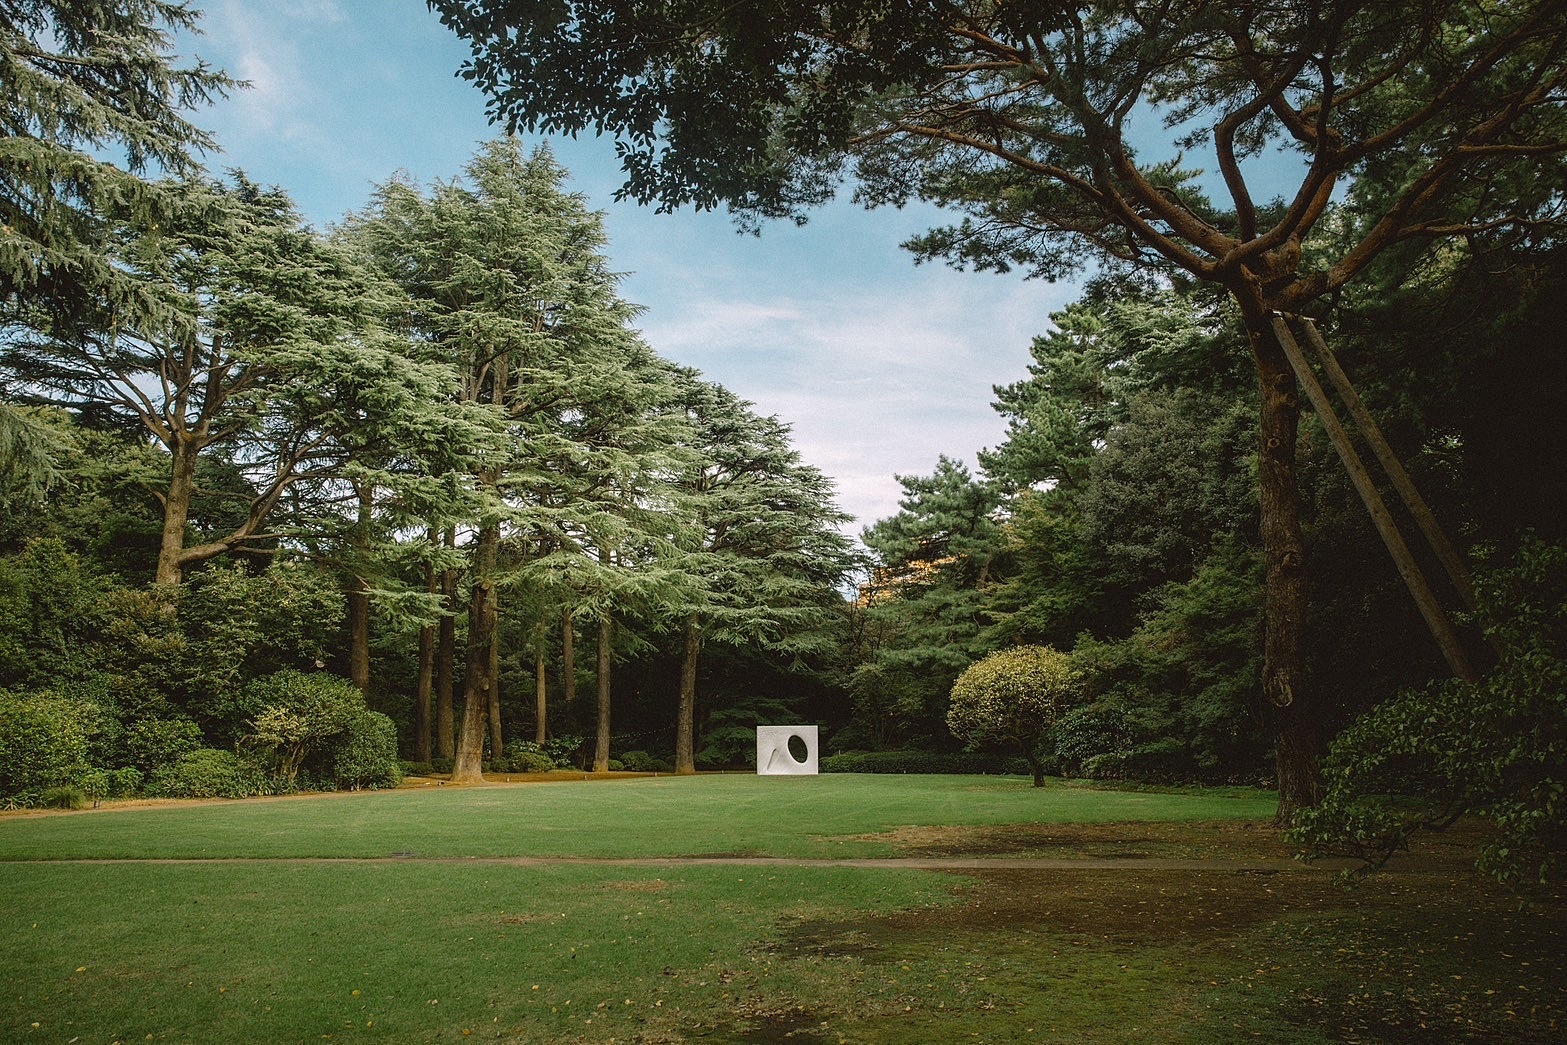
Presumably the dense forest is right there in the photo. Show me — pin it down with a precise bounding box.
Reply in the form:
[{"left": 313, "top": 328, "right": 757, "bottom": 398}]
[{"left": 3, "top": 2, "right": 1566, "bottom": 882}]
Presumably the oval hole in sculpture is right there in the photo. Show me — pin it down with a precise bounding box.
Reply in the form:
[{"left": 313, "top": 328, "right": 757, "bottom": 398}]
[{"left": 787, "top": 734, "right": 809, "bottom": 763}]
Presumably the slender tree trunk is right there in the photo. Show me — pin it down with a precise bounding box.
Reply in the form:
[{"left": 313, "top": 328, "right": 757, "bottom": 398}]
[
  {"left": 347, "top": 579, "right": 371, "bottom": 694},
  {"left": 593, "top": 615, "right": 613, "bottom": 772},
  {"left": 487, "top": 610, "right": 504, "bottom": 761},
  {"left": 155, "top": 437, "right": 200, "bottom": 586},
  {"left": 561, "top": 608, "right": 576, "bottom": 705},
  {"left": 346, "top": 483, "right": 375, "bottom": 695},
  {"left": 675, "top": 618, "right": 701, "bottom": 775},
  {"left": 534, "top": 627, "right": 548, "bottom": 745},
  {"left": 413, "top": 528, "right": 437, "bottom": 763},
  {"left": 453, "top": 519, "right": 500, "bottom": 784},
  {"left": 1249, "top": 318, "right": 1321, "bottom": 823},
  {"left": 436, "top": 528, "right": 457, "bottom": 761},
  {"left": 415, "top": 623, "right": 435, "bottom": 764}
]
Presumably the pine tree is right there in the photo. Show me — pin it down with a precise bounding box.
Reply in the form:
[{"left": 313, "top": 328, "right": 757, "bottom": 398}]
[{"left": 1, "top": 0, "right": 234, "bottom": 328}]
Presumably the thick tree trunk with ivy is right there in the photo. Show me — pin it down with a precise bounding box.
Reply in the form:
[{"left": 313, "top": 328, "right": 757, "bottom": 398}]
[{"left": 675, "top": 619, "right": 701, "bottom": 775}]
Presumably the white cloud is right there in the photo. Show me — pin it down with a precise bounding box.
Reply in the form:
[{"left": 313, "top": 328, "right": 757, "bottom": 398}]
[{"left": 636, "top": 271, "right": 1074, "bottom": 530}]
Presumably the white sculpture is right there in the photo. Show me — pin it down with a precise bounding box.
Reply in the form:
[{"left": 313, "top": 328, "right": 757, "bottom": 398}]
[{"left": 756, "top": 725, "right": 819, "bottom": 775}]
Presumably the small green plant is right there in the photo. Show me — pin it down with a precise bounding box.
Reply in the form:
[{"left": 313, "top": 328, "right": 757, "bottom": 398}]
[
  {"left": 40, "top": 784, "right": 87, "bottom": 809},
  {"left": 146, "top": 749, "right": 263, "bottom": 799}
]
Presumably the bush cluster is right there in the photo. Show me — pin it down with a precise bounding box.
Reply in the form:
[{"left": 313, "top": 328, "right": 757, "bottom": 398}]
[{"left": 821, "top": 749, "right": 1030, "bottom": 775}]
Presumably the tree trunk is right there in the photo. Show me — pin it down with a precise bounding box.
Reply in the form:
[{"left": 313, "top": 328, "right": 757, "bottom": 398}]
[
  {"left": 675, "top": 618, "right": 700, "bottom": 775},
  {"left": 593, "top": 615, "right": 613, "bottom": 772},
  {"left": 346, "top": 483, "right": 374, "bottom": 695},
  {"left": 415, "top": 618, "right": 435, "bottom": 764},
  {"left": 154, "top": 436, "right": 200, "bottom": 586},
  {"left": 487, "top": 610, "right": 504, "bottom": 760},
  {"left": 534, "top": 628, "right": 548, "bottom": 745},
  {"left": 453, "top": 519, "right": 499, "bottom": 784},
  {"left": 347, "top": 578, "right": 371, "bottom": 694},
  {"left": 1250, "top": 319, "right": 1321, "bottom": 824},
  {"left": 436, "top": 528, "right": 457, "bottom": 761},
  {"left": 1026, "top": 754, "right": 1046, "bottom": 789},
  {"left": 562, "top": 608, "right": 576, "bottom": 705},
  {"left": 414, "top": 530, "right": 437, "bottom": 763}
]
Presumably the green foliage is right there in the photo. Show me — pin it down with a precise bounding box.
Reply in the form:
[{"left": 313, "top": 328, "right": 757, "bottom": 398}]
[
  {"left": 0, "top": 0, "right": 234, "bottom": 323},
  {"left": 948, "top": 645, "right": 1079, "bottom": 785},
  {"left": 240, "top": 671, "right": 364, "bottom": 784},
  {"left": 39, "top": 785, "right": 87, "bottom": 810},
  {"left": 491, "top": 748, "right": 557, "bottom": 773},
  {"left": 123, "top": 716, "right": 204, "bottom": 776},
  {"left": 331, "top": 710, "right": 402, "bottom": 790},
  {"left": 0, "top": 690, "right": 95, "bottom": 801},
  {"left": 145, "top": 748, "right": 263, "bottom": 800},
  {"left": 618, "top": 750, "right": 672, "bottom": 773},
  {"left": 1291, "top": 537, "right": 1567, "bottom": 883},
  {"left": 820, "top": 750, "right": 1029, "bottom": 775},
  {"left": 0, "top": 538, "right": 109, "bottom": 690}
]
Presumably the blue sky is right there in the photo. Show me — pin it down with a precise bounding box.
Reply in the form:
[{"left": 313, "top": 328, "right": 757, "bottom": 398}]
[{"left": 175, "top": 0, "right": 1083, "bottom": 532}]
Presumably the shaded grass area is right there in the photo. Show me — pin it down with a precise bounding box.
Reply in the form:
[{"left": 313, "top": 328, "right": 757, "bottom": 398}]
[
  {"left": 3, "top": 777, "right": 1562, "bottom": 1042},
  {"left": 0, "top": 774, "right": 1278, "bottom": 861},
  {"left": 0, "top": 861, "right": 954, "bottom": 1042}
]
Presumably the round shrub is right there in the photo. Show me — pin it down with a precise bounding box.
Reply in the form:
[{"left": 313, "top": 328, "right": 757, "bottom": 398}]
[
  {"left": 124, "top": 716, "right": 205, "bottom": 776},
  {"left": 948, "top": 645, "right": 1079, "bottom": 787},
  {"left": 331, "top": 710, "right": 402, "bottom": 790},
  {"left": 147, "top": 748, "right": 263, "bottom": 799},
  {"left": 240, "top": 670, "right": 363, "bottom": 783},
  {"left": 0, "top": 692, "right": 94, "bottom": 801}
]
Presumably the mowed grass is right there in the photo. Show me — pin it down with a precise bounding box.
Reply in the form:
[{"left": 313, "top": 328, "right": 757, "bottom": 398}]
[
  {"left": 4, "top": 775, "right": 1563, "bottom": 1042},
  {"left": 0, "top": 773, "right": 1277, "bottom": 861}
]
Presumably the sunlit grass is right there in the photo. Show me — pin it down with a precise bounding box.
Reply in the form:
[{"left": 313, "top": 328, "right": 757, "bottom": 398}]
[
  {"left": 0, "top": 773, "right": 1279, "bottom": 861},
  {"left": 4, "top": 776, "right": 1559, "bottom": 1042}
]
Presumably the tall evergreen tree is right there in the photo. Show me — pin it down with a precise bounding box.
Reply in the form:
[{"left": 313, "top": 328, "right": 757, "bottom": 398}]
[
  {"left": 664, "top": 372, "right": 857, "bottom": 773},
  {"left": 1, "top": 0, "right": 233, "bottom": 327}
]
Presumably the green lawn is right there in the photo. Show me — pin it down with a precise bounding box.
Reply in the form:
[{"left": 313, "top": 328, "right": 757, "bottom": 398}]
[
  {"left": 0, "top": 773, "right": 1277, "bottom": 861},
  {"left": 3, "top": 775, "right": 1562, "bottom": 1043}
]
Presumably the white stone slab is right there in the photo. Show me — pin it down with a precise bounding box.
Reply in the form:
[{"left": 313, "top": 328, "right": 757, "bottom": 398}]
[{"left": 756, "top": 725, "right": 819, "bottom": 775}]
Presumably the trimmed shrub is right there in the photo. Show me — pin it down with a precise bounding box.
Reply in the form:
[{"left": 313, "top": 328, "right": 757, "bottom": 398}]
[
  {"left": 146, "top": 748, "right": 263, "bottom": 799},
  {"left": 331, "top": 710, "right": 402, "bottom": 790},
  {"left": 124, "top": 716, "right": 205, "bottom": 776},
  {"left": 949, "top": 645, "right": 1079, "bottom": 787},
  {"left": 619, "top": 750, "right": 672, "bottom": 773},
  {"left": 0, "top": 692, "right": 94, "bottom": 800},
  {"left": 493, "top": 749, "right": 556, "bottom": 773},
  {"left": 401, "top": 760, "right": 435, "bottom": 777},
  {"left": 430, "top": 755, "right": 454, "bottom": 775},
  {"left": 240, "top": 670, "right": 362, "bottom": 783},
  {"left": 820, "top": 750, "right": 1030, "bottom": 775}
]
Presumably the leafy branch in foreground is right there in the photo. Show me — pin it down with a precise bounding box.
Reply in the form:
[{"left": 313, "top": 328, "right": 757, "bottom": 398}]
[{"left": 1290, "top": 536, "right": 1567, "bottom": 885}]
